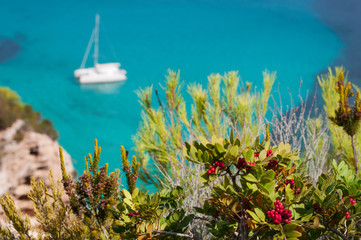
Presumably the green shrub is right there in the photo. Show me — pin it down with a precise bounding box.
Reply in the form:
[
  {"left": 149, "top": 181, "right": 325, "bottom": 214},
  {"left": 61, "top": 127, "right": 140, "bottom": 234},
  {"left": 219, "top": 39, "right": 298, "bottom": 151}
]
[
  {"left": 0, "top": 87, "right": 23, "bottom": 130},
  {"left": 1, "top": 135, "right": 361, "bottom": 239},
  {"left": 183, "top": 132, "right": 361, "bottom": 239},
  {"left": 0, "top": 87, "right": 58, "bottom": 140},
  {"left": 2, "top": 68, "right": 361, "bottom": 240},
  {"left": 134, "top": 70, "right": 275, "bottom": 188}
]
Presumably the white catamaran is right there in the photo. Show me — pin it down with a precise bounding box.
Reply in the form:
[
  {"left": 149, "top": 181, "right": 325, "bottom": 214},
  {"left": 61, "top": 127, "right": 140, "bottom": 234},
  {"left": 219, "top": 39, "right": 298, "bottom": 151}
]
[{"left": 74, "top": 14, "right": 127, "bottom": 84}]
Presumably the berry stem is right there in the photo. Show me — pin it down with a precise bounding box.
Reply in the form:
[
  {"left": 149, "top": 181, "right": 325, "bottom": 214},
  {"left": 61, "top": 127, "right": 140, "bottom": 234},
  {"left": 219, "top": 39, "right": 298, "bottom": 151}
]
[
  {"left": 350, "top": 135, "right": 359, "bottom": 177},
  {"left": 328, "top": 225, "right": 348, "bottom": 240}
]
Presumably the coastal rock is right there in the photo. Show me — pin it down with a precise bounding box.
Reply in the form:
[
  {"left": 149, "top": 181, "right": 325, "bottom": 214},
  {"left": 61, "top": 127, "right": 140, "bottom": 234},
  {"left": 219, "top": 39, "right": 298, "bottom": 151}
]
[{"left": 0, "top": 119, "right": 75, "bottom": 223}]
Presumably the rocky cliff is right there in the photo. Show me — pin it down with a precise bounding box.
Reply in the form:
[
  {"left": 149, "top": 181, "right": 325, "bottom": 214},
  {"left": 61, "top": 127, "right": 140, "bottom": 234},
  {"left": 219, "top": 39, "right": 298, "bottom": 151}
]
[{"left": 0, "top": 119, "right": 74, "bottom": 222}]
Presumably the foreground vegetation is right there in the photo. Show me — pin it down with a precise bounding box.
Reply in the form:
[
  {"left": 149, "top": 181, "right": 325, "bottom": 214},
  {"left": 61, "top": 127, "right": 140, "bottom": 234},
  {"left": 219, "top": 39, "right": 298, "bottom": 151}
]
[{"left": 1, "top": 67, "right": 361, "bottom": 239}]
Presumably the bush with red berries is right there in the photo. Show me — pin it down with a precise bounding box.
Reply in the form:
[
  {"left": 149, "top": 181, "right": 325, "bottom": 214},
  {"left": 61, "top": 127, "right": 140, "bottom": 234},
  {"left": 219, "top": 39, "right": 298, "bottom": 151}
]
[
  {"left": 184, "top": 134, "right": 361, "bottom": 239},
  {"left": 1, "top": 135, "right": 361, "bottom": 240}
]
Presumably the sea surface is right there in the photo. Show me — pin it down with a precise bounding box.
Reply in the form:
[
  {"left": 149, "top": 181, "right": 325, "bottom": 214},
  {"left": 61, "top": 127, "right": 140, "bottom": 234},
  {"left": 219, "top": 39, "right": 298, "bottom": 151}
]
[{"left": 0, "top": 0, "right": 352, "bottom": 185}]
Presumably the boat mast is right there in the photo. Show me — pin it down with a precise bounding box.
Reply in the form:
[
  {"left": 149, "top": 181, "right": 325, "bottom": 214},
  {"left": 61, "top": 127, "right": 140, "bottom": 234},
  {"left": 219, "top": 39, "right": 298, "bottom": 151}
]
[
  {"left": 94, "top": 14, "right": 100, "bottom": 66},
  {"left": 80, "top": 28, "right": 95, "bottom": 68}
]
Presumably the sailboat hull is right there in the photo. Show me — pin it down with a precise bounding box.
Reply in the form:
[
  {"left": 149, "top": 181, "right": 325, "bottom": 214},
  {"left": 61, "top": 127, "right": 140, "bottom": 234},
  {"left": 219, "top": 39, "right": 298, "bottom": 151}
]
[
  {"left": 74, "top": 14, "right": 127, "bottom": 85},
  {"left": 74, "top": 63, "right": 127, "bottom": 84}
]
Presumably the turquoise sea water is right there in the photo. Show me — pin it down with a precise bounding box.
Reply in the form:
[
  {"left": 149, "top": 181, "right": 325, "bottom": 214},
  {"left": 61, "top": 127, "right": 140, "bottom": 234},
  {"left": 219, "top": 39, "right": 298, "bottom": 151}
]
[{"left": 0, "top": 0, "right": 342, "bottom": 181}]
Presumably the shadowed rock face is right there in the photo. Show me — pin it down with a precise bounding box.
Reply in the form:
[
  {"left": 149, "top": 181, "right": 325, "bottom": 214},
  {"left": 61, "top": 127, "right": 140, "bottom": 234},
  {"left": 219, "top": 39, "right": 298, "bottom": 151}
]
[
  {"left": 0, "top": 37, "right": 21, "bottom": 64},
  {"left": 314, "top": 0, "right": 361, "bottom": 83}
]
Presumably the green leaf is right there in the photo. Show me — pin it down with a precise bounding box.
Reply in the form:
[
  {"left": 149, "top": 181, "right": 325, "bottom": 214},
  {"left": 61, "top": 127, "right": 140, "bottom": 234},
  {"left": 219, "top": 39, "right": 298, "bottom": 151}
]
[
  {"left": 246, "top": 182, "right": 258, "bottom": 193},
  {"left": 263, "top": 180, "right": 276, "bottom": 194},
  {"left": 190, "top": 145, "right": 197, "bottom": 160},
  {"left": 262, "top": 170, "right": 276, "bottom": 181},
  {"left": 325, "top": 183, "right": 335, "bottom": 195},
  {"left": 230, "top": 130, "right": 234, "bottom": 143},
  {"left": 199, "top": 135, "right": 209, "bottom": 146},
  {"left": 132, "top": 188, "right": 139, "bottom": 198},
  {"left": 230, "top": 145, "right": 239, "bottom": 156},
  {"left": 247, "top": 210, "right": 261, "bottom": 222},
  {"left": 243, "top": 174, "right": 258, "bottom": 183},
  {"left": 245, "top": 149, "right": 254, "bottom": 161},
  {"left": 203, "top": 151, "right": 209, "bottom": 163},
  {"left": 123, "top": 198, "right": 133, "bottom": 207},
  {"left": 254, "top": 207, "right": 265, "bottom": 222},
  {"left": 301, "top": 213, "right": 313, "bottom": 222},
  {"left": 323, "top": 194, "right": 338, "bottom": 208},
  {"left": 215, "top": 143, "right": 225, "bottom": 153},
  {"left": 285, "top": 230, "right": 302, "bottom": 238},
  {"left": 259, "top": 150, "right": 267, "bottom": 160},
  {"left": 287, "top": 155, "right": 300, "bottom": 161},
  {"left": 285, "top": 185, "right": 294, "bottom": 204},
  {"left": 264, "top": 141, "right": 270, "bottom": 151},
  {"left": 283, "top": 223, "right": 298, "bottom": 231},
  {"left": 268, "top": 223, "right": 281, "bottom": 230},
  {"left": 122, "top": 189, "right": 132, "bottom": 199}
]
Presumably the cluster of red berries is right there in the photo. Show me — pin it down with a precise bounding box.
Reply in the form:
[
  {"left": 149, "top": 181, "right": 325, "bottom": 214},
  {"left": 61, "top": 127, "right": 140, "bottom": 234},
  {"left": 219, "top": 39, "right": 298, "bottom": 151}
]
[
  {"left": 254, "top": 150, "right": 273, "bottom": 157},
  {"left": 285, "top": 179, "right": 301, "bottom": 194},
  {"left": 341, "top": 196, "right": 357, "bottom": 205},
  {"left": 266, "top": 160, "right": 279, "bottom": 169},
  {"left": 254, "top": 150, "right": 273, "bottom": 159},
  {"left": 313, "top": 202, "right": 322, "bottom": 214},
  {"left": 237, "top": 157, "right": 256, "bottom": 170},
  {"left": 341, "top": 196, "right": 356, "bottom": 219},
  {"left": 127, "top": 212, "right": 139, "bottom": 217},
  {"left": 267, "top": 200, "right": 292, "bottom": 224},
  {"left": 254, "top": 150, "right": 278, "bottom": 169},
  {"left": 207, "top": 161, "right": 226, "bottom": 174},
  {"left": 266, "top": 150, "right": 274, "bottom": 157},
  {"left": 242, "top": 197, "right": 253, "bottom": 210},
  {"left": 285, "top": 179, "right": 295, "bottom": 187}
]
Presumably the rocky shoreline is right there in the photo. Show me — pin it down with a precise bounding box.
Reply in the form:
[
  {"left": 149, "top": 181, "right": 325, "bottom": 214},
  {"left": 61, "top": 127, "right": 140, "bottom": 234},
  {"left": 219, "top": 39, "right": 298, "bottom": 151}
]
[{"left": 0, "top": 119, "right": 74, "bottom": 223}]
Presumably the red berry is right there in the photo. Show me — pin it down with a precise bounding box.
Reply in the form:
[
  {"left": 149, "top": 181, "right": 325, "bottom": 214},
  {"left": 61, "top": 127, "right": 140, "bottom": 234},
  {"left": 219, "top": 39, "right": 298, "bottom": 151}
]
[
  {"left": 267, "top": 150, "right": 273, "bottom": 157},
  {"left": 214, "top": 161, "right": 220, "bottom": 166},
  {"left": 237, "top": 157, "right": 247, "bottom": 169},
  {"left": 207, "top": 169, "right": 212, "bottom": 174},
  {"left": 210, "top": 166, "right": 216, "bottom": 172},
  {"left": 254, "top": 152, "right": 259, "bottom": 158},
  {"left": 220, "top": 162, "right": 225, "bottom": 169}
]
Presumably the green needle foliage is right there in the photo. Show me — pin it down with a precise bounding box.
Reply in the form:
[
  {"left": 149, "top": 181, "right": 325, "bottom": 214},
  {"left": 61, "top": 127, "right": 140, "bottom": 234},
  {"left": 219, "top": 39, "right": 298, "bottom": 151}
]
[
  {"left": 329, "top": 72, "right": 361, "bottom": 137},
  {"left": 134, "top": 69, "right": 275, "bottom": 187},
  {"left": 0, "top": 193, "right": 32, "bottom": 240},
  {"left": 319, "top": 67, "right": 361, "bottom": 175},
  {"left": 121, "top": 145, "right": 140, "bottom": 195}
]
